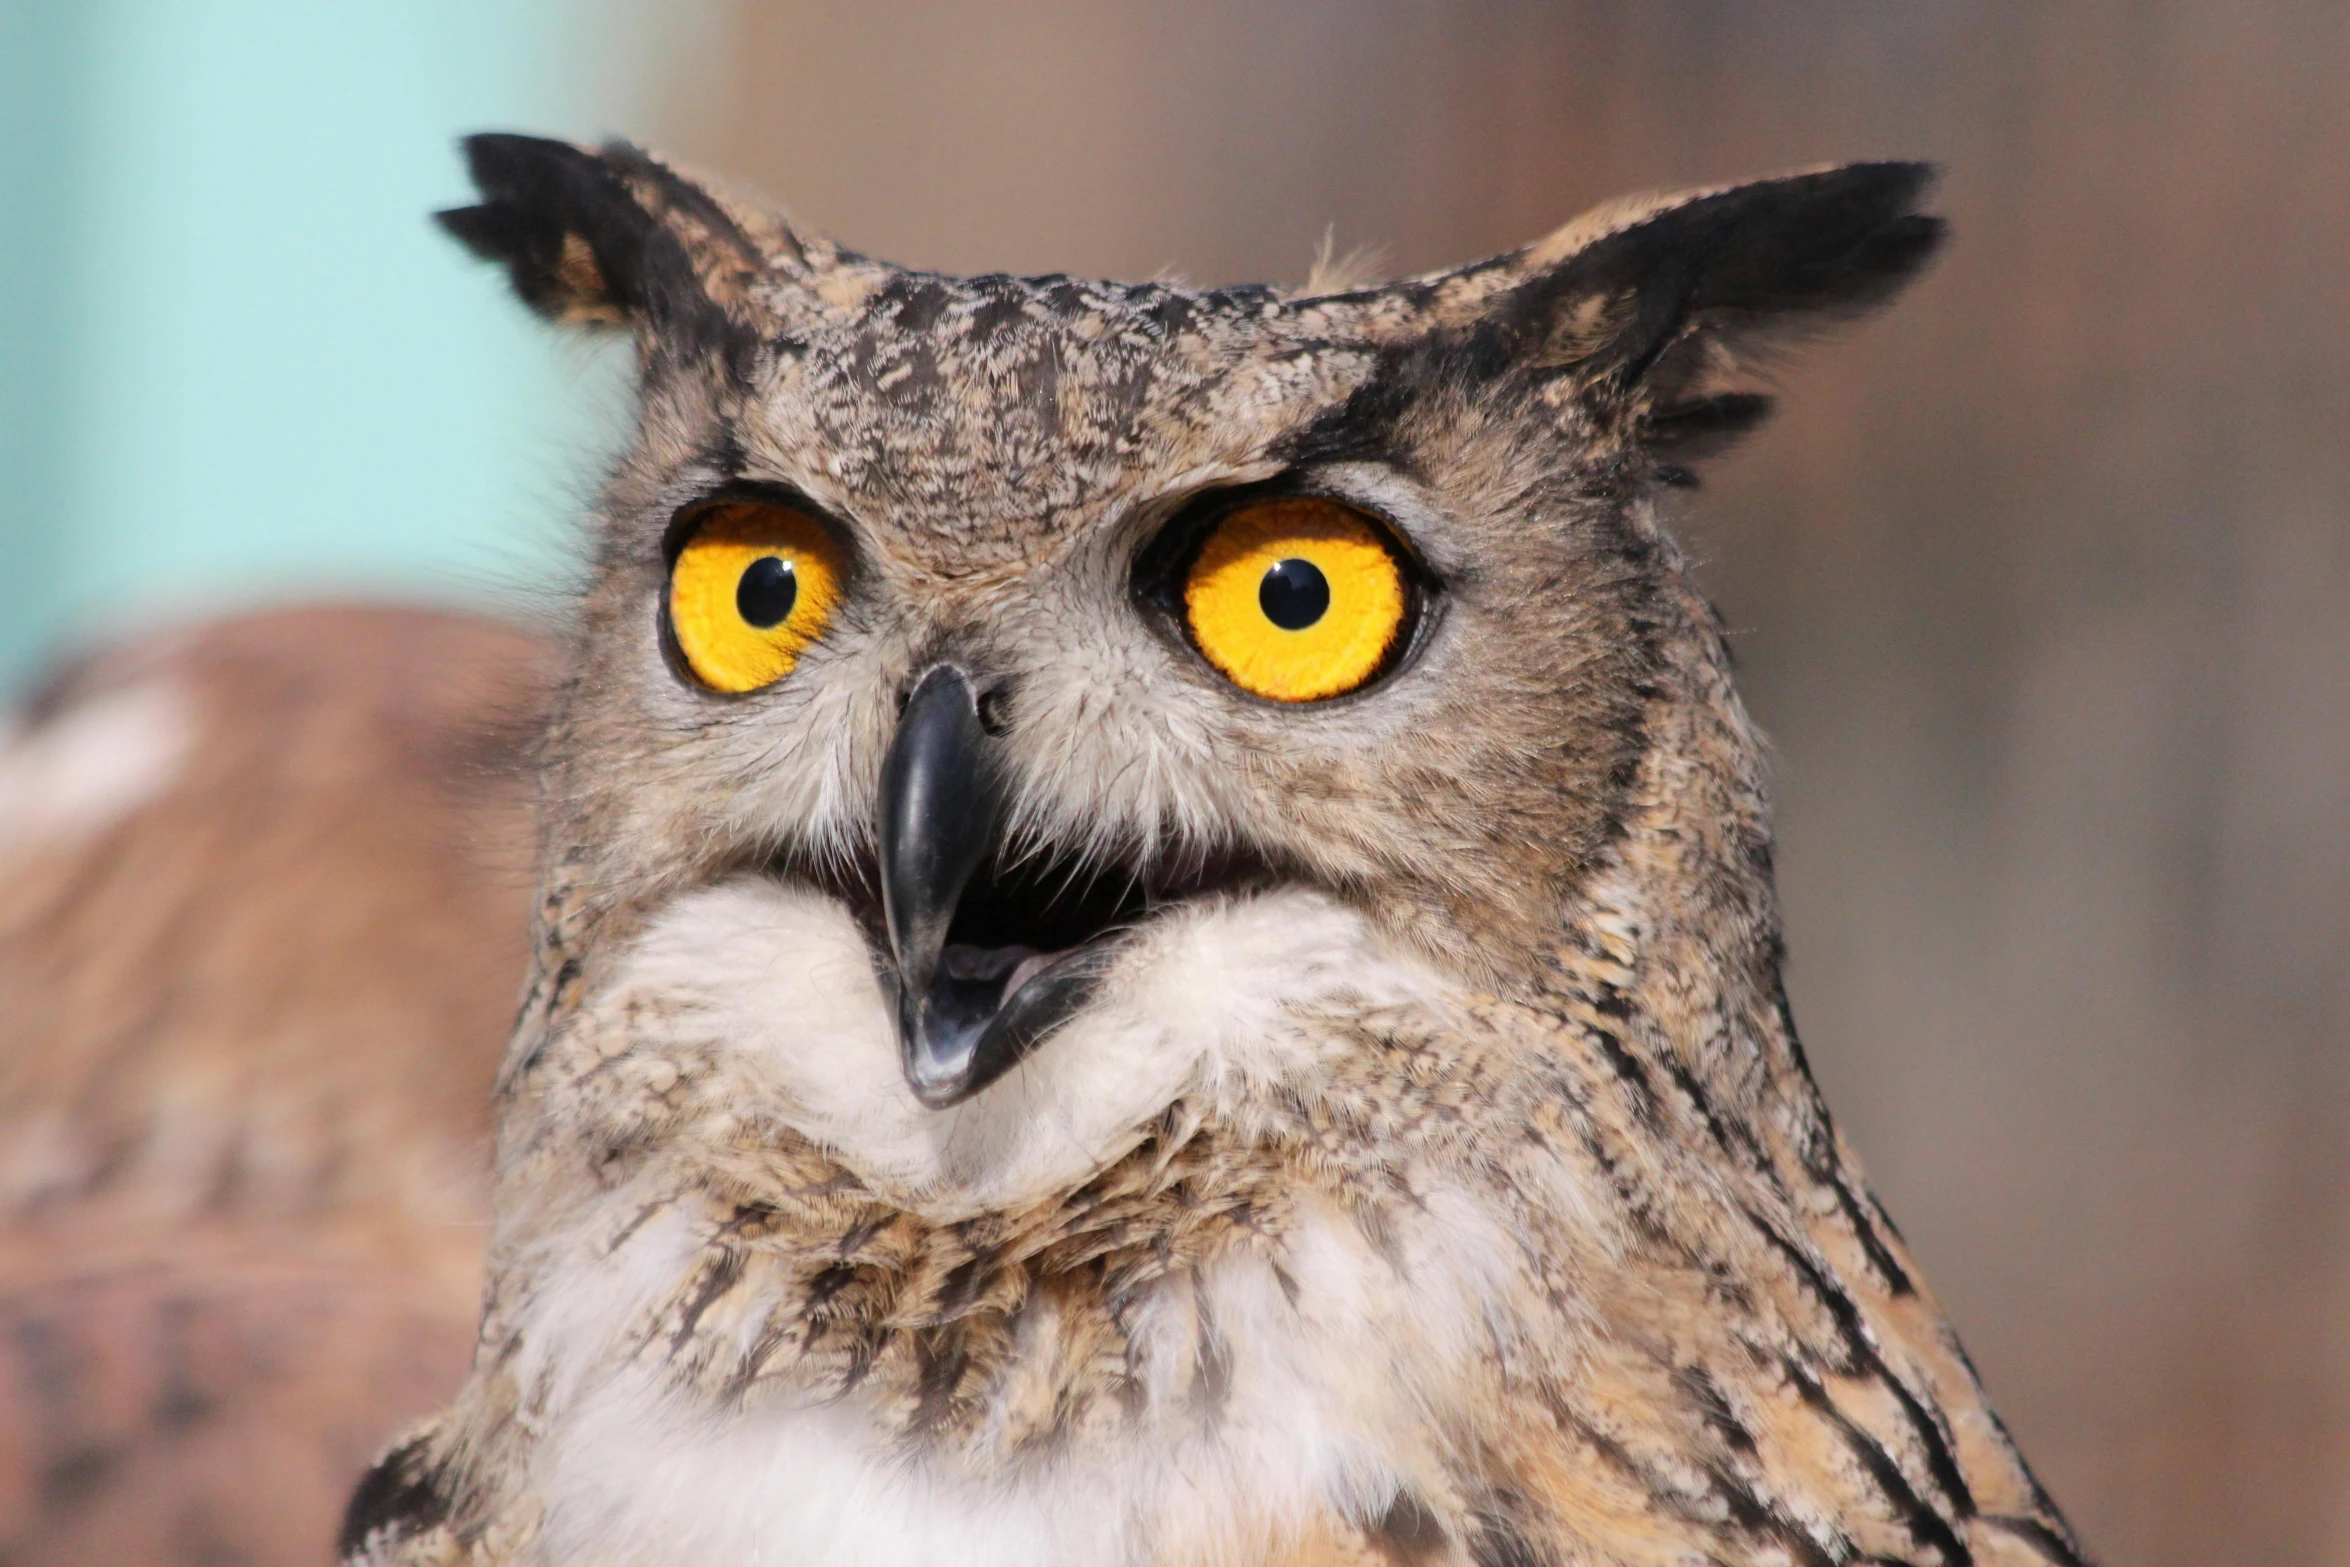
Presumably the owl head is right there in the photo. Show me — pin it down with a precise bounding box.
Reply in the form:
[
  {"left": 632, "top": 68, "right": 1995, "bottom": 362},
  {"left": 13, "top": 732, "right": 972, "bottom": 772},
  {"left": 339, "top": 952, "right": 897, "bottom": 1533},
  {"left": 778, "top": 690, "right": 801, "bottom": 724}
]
[{"left": 443, "top": 137, "right": 1937, "bottom": 1197}]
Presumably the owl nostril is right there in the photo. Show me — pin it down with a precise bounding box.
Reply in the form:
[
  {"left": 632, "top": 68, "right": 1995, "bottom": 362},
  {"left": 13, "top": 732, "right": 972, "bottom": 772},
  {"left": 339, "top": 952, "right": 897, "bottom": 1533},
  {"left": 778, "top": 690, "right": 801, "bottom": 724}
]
[{"left": 975, "top": 685, "right": 1012, "bottom": 736}]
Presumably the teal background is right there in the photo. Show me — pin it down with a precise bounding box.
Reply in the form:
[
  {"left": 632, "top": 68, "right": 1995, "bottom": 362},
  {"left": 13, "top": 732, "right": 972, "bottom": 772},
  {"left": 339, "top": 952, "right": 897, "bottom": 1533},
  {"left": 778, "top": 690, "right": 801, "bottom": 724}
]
[{"left": 0, "top": 0, "right": 718, "bottom": 690}]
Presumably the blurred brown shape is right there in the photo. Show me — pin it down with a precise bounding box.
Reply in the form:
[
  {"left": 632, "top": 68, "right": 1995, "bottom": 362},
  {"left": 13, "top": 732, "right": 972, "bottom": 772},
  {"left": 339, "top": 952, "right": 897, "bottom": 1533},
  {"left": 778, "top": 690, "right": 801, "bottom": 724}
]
[{"left": 0, "top": 606, "right": 545, "bottom": 1566}]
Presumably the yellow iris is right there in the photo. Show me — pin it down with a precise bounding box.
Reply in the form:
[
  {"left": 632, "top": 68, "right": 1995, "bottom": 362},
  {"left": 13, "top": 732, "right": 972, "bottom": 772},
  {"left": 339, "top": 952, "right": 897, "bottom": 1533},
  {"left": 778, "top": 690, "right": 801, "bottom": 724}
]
[
  {"left": 1183, "top": 497, "right": 1408, "bottom": 702},
  {"left": 668, "top": 501, "right": 847, "bottom": 693}
]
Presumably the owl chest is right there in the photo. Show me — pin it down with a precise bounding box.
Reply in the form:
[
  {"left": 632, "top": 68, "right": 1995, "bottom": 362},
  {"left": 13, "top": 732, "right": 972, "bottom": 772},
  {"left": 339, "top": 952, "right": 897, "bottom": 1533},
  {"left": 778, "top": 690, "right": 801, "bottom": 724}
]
[{"left": 520, "top": 1190, "right": 1519, "bottom": 1567}]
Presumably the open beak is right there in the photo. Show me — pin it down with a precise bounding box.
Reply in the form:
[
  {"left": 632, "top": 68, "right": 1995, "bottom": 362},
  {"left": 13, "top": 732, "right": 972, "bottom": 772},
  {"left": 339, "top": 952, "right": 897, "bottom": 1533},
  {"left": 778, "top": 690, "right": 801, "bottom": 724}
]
[{"left": 877, "top": 664, "right": 1111, "bottom": 1107}]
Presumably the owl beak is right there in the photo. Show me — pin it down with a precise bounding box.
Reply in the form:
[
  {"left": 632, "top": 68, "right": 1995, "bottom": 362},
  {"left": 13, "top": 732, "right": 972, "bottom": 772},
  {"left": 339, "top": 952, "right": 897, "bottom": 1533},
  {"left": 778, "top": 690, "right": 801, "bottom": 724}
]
[{"left": 878, "top": 664, "right": 1106, "bottom": 1108}]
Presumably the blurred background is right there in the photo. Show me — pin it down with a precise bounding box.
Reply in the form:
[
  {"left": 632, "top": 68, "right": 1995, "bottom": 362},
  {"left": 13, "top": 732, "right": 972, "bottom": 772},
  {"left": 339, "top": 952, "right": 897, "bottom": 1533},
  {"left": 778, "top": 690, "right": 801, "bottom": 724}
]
[{"left": 2, "top": 2, "right": 2345, "bottom": 1563}]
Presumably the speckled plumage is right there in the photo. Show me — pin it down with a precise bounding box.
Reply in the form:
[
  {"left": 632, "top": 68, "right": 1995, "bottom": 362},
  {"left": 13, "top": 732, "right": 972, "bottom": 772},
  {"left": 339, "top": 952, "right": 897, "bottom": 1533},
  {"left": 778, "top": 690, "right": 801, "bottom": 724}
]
[{"left": 344, "top": 136, "right": 2085, "bottom": 1567}]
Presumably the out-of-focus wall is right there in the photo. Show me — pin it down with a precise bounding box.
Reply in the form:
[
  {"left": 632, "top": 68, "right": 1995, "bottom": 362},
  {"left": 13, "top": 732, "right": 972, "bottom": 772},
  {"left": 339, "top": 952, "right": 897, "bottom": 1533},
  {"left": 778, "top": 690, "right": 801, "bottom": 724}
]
[
  {"left": 0, "top": 0, "right": 729, "bottom": 690},
  {"left": 671, "top": 4, "right": 2349, "bottom": 1563}
]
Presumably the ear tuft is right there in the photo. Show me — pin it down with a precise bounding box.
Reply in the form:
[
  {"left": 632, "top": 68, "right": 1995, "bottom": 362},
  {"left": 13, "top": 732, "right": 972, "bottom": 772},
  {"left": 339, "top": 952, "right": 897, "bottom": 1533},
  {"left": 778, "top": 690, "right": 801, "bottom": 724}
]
[
  {"left": 1483, "top": 161, "right": 1944, "bottom": 466},
  {"left": 437, "top": 134, "right": 649, "bottom": 327},
  {"left": 1671, "top": 161, "right": 1944, "bottom": 330},
  {"left": 435, "top": 133, "right": 774, "bottom": 354},
  {"left": 1538, "top": 162, "right": 1943, "bottom": 377}
]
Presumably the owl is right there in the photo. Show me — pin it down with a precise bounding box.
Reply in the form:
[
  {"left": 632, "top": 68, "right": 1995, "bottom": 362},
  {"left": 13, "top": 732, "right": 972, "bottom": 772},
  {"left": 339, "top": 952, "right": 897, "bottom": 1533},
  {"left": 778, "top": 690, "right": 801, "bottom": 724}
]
[{"left": 341, "top": 134, "right": 2088, "bottom": 1567}]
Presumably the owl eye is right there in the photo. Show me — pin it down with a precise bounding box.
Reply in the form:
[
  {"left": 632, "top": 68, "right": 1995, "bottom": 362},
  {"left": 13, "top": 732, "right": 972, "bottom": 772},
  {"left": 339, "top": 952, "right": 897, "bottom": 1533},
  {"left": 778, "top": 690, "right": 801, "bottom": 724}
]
[
  {"left": 1181, "top": 496, "right": 1411, "bottom": 702},
  {"left": 668, "top": 500, "right": 847, "bottom": 693}
]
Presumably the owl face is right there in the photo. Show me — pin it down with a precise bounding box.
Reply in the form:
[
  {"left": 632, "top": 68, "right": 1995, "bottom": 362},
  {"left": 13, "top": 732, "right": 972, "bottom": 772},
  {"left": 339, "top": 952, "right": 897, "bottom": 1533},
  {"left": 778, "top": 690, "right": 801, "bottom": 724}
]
[{"left": 446, "top": 138, "right": 1937, "bottom": 1136}]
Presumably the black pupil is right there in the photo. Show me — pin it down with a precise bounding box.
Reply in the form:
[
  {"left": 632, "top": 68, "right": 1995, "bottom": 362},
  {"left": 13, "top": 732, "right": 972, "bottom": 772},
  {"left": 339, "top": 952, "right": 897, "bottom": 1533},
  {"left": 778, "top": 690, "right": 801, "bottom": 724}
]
[
  {"left": 1258, "top": 557, "right": 1330, "bottom": 631},
  {"left": 736, "top": 556, "right": 798, "bottom": 628}
]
